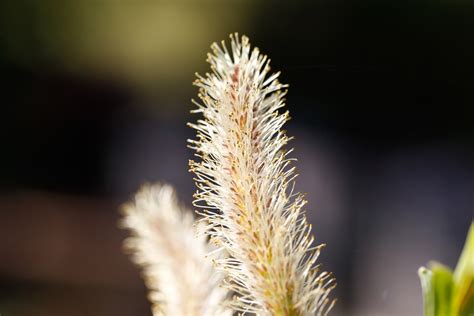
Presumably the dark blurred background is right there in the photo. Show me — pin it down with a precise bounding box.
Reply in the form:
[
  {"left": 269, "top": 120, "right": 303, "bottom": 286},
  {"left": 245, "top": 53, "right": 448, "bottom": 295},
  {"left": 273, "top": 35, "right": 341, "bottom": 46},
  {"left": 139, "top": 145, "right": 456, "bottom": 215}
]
[{"left": 0, "top": 1, "right": 473, "bottom": 315}]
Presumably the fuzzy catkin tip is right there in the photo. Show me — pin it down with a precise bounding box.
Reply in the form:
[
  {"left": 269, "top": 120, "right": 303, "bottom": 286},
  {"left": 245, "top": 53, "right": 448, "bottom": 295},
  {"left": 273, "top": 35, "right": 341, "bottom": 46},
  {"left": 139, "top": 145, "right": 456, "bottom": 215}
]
[{"left": 188, "top": 33, "right": 336, "bottom": 315}]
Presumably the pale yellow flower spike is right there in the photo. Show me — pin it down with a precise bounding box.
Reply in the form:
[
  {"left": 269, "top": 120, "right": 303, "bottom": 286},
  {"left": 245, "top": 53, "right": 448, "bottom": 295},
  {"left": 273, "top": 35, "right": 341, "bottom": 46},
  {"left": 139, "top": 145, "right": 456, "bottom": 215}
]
[
  {"left": 189, "top": 34, "right": 337, "bottom": 315},
  {"left": 120, "top": 183, "right": 231, "bottom": 316}
]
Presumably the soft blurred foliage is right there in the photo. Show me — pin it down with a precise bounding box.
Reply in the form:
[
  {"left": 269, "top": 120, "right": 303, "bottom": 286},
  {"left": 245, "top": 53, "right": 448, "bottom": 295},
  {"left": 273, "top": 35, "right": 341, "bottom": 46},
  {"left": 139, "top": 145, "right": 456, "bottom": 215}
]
[
  {"left": 419, "top": 223, "right": 474, "bottom": 316},
  {"left": 0, "top": 0, "right": 256, "bottom": 94}
]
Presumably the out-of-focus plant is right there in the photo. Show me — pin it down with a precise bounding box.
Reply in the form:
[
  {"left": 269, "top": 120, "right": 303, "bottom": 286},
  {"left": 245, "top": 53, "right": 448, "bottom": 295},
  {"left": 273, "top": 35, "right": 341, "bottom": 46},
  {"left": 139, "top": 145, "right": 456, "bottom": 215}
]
[
  {"left": 418, "top": 222, "right": 474, "bottom": 316},
  {"left": 120, "top": 183, "right": 231, "bottom": 316}
]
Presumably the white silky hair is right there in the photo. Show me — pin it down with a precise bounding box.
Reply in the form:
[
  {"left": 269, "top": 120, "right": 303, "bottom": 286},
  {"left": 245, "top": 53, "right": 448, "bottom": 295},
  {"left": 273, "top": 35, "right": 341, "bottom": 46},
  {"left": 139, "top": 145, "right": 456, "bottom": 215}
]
[
  {"left": 189, "top": 34, "right": 336, "bottom": 316},
  {"left": 120, "top": 183, "right": 231, "bottom": 316}
]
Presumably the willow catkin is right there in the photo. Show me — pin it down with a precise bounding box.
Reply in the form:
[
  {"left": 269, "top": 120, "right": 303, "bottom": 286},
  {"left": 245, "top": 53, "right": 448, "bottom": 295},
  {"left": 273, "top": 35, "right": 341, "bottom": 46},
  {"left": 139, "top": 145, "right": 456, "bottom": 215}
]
[
  {"left": 120, "top": 183, "right": 231, "bottom": 316},
  {"left": 189, "top": 34, "right": 336, "bottom": 316}
]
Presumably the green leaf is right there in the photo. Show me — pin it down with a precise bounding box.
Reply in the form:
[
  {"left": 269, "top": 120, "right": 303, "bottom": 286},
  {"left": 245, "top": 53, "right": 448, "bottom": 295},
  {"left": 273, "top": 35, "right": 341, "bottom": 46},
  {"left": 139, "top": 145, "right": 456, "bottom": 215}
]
[
  {"left": 451, "top": 222, "right": 474, "bottom": 316},
  {"left": 419, "top": 266, "right": 435, "bottom": 316},
  {"left": 430, "top": 262, "right": 454, "bottom": 316},
  {"left": 419, "top": 222, "right": 474, "bottom": 316},
  {"left": 419, "top": 263, "right": 455, "bottom": 316}
]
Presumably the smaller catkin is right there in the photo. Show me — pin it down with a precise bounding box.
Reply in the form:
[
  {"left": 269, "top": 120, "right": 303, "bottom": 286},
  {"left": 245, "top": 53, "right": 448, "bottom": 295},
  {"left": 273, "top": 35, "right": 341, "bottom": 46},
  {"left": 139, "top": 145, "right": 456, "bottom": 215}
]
[{"left": 120, "top": 183, "right": 230, "bottom": 316}]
